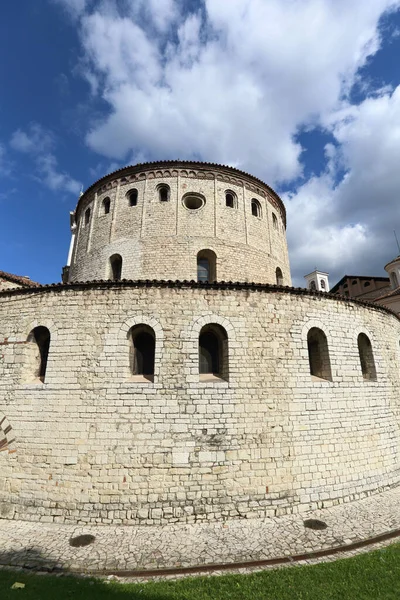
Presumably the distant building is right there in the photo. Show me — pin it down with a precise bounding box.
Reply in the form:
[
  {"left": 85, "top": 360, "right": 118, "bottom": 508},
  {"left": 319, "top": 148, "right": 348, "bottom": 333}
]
[
  {"left": 304, "top": 270, "right": 330, "bottom": 292},
  {"left": 0, "top": 271, "right": 40, "bottom": 292},
  {"left": 330, "top": 275, "right": 390, "bottom": 301},
  {"left": 374, "top": 256, "right": 400, "bottom": 314}
]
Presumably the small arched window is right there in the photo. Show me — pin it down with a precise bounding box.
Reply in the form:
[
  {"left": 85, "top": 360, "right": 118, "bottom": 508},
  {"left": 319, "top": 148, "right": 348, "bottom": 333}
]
[
  {"left": 27, "top": 326, "right": 50, "bottom": 383},
  {"left": 276, "top": 267, "right": 283, "bottom": 285},
  {"left": 310, "top": 280, "right": 316, "bottom": 290},
  {"left": 127, "top": 189, "right": 138, "bottom": 207},
  {"left": 251, "top": 199, "right": 262, "bottom": 217},
  {"left": 352, "top": 280, "right": 358, "bottom": 285},
  {"left": 197, "top": 249, "right": 217, "bottom": 283},
  {"left": 225, "top": 191, "right": 237, "bottom": 208},
  {"left": 109, "top": 254, "right": 122, "bottom": 281},
  {"left": 158, "top": 185, "right": 170, "bottom": 202},
  {"left": 272, "top": 213, "right": 278, "bottom": 229},
  {"left": 84, "top": 208, "right": 91, "bottom": 227},
  {"left": 307, "top": 327, "right": 332, "bottom": 381},
  {"left": 199, "top": 324, "right": 228, "bottom": 381},
  {"left": 129, "top": 325, "right": 155, "bottom": 381},
  {"left": 358, "top": 333, "right": 377, "bottom": 381},
  {"left": 103, "top": 197, "right": 111, "bottom": 215},
  {"left": 320, "top": 280, "right": 326, "bottom": 290},
  {"left": 390, "top": 272, "right": 399, "bottom": 289},
  {"left": 364, "top": 281, "right": 371, "bottom": 288}
]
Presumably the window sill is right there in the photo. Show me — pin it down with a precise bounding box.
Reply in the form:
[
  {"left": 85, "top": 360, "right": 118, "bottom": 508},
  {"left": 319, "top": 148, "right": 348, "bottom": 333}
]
[
  {"left": 199, "top": 373, "right": 227, "bottom": 384},
  {"left": 129, "top": 375, "right": 154, "bottom": 383}
]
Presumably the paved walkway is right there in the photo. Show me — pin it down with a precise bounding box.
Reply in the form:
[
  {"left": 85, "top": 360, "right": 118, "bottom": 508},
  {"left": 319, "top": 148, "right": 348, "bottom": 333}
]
[{"left": 1, "top": 487, "right": 400, "bottom": 578}]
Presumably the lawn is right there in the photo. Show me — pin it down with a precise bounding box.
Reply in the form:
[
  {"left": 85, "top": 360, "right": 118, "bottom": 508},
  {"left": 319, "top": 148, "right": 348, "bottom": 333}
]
[{"left": 1, "top": 542, "right": 400, "bottom": 600}]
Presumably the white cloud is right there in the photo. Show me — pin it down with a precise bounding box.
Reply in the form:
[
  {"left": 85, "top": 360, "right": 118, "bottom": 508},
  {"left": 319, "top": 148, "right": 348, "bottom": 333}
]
[
  {"left": 287, "top": 85, "right": 400, "bottom": 285},
  {"left": 0, "top": 144, "right": 12, "bottom": 177},
  {"left": 52, "top": 0, "right": 89, "bottom": 19},
  {"left": 10, "top": 124, "right": 81, "bottom": 196},
  {"left": 52, "top": 0, "right": 400, "bottom": 282}
]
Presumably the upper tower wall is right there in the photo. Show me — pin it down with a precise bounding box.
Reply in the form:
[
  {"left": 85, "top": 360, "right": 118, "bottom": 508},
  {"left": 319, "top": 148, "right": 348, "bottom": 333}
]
[{"left": 68, "top": 161, "right": 291, "bottom": 285}]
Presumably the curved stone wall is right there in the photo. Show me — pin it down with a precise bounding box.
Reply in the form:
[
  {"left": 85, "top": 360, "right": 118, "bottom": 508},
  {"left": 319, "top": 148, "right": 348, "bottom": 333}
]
[
  {"left": 0, "top": 283, "right": 400, "bottom": 524},
  {"left": 0, "top": 282, "right": 399, "bottom": 524},
  {"left": 68, "top": 162, "right": 291, "bottom": 285}
]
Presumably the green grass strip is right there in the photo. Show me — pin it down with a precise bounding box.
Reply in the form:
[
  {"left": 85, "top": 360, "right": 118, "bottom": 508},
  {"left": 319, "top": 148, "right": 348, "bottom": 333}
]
[{"left": 2, "top": 542, "right": 400, "bottom": 599}]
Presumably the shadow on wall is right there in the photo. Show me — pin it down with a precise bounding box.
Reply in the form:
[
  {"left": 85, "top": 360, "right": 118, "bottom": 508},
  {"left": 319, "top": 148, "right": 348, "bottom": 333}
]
[{"left": 0, "top": 546, "right": 176, "bottom": 599}]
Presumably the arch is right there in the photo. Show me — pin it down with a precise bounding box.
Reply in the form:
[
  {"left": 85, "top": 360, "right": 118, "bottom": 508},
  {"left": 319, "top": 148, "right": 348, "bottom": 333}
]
[
  {"left": 225, "top": 190, "right": 237, "bottom": 208},
  {"left": 158, "top": 184, "right": 170, "bottom": 202},
  {"left": 310, "top": 280, "right": 316, "bottom": 290},
  {"left": 27, "top": 326, "right": 51, "bottom": 382},
  {"left": 357, "top": 333, "right": 377, "bottom": 381},
  {"left": 84, "top": 207, "right": 91, "bottom": 226},
  {"left": 197, "top": 249, "right": 217, "bottom": 282},
  {"left": 109, "top": 254, "right": 122, "bottom": 281},
  {"left": 102, "top": 197, "right": 111, "bottom": 214},
  {"left": 199, "top": 323, "right": 228, "bottom": 381},
  {"left": 127, "top": 189, "right": 138, "bottom": 206},
  {"left": 390, "top": 271, "right": 399, "bottom": 289},
  {"left": 364, "top": 281, "right": 371, "bottom": 288},
  {"left": 320, "top": 279, "right": 326, "bottom": 290},
  {"left": 272, "top": 213, "right": 278, "bottom": 229},
  {"left": 251, "top": 198, "right": 262, "bottom": 217},
  {"left": 129, "top": 324, "right": 155, "bottom": 381},
  {"left": 307, "top": 327, "right": 332, "bottom": 381},
  {"left": 276, "top": 267, "right": 283, "bottom": 285}
]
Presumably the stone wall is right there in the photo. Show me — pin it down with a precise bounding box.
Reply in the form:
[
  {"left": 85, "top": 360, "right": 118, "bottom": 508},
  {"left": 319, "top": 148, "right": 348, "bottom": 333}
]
[
  {"left": 68, "top": 163, "right": 291, "bottom": 286},
  {"left": 0, "top": 282, "right": 399, "bottom": 524}
]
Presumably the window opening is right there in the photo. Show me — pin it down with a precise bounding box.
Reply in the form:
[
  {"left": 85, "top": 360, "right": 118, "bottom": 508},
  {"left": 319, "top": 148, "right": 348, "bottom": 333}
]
[
  {"left": 129, "top": 325, "right": 155, "bottom": 381},
  {"left": 307, "top": 327, "right": 332, "bottom": 381},
  {"left": 84, "top": 208, "right": 91, "bottom": 226},
  {"left": 158, "top": 185, "right": 170, "bottom": 202},
  {"left": 183, "top": 194, "right": 205, "bottom": 210},
  {"left": 199, "top": 324, "right": 228, "bottom": 381},
  {"left": 320, "top": 280, "right": 326, "bottom": 289},
  {"left": 127, "top": 189, "right": 138, "bottom": 206},
  {"left": 103, "top": 197, "right": 111, "bottom": 214},
  {"left": 358, "top": 333, "right": 377, "bottom": 381},
  {"left": 251, "top": 199, "right": 261, "bottom": 217},
  {"left": 276, "top": 267, "right": 283, "bottom": 285},
  {"left": 272, "top": 213, "right": 278, "bottom": 229},
  {"left": 364, "top": 281, "right": 371, "bottom": 288},
  {"left": 310, "top": 280, "right": 316, "bottom": 290},
  {"left": 28, "top": 326, "right": 50, "bottom": 382},
  {"left": 225, "top": 191, "right": 236, "bottom": 208},
  {"left": 109, "top": 254, "right": 122, "bottom": 281},
  {"left": 197, "top": 250, "right": 217, "bottom": 282}
]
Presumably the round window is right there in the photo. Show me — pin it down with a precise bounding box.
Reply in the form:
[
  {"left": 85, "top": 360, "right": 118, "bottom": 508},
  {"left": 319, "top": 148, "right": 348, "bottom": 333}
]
[{"left": 183, "top": 195, "right": 205, "bottom": 210}]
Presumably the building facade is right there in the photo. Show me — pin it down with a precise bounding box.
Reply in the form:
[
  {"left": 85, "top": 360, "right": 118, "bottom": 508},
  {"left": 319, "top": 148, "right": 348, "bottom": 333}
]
[{"left": 1, "top": 162, "right": 400, "bottom": 525}]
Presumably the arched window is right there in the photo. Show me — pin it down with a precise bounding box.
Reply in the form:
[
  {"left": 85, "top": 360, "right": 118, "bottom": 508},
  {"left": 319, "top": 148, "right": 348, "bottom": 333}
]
[
  {"left": 129, "top": 325, "right": 155, "bottom": 381},
  {"left": 251, "top": 199, "right": 262, "bottom": 217},
  {"left": 272, "top": 213, "right": 278, "bottom": 229},
  {"left": 357, "top": 333, "right": 377, "bottom": 381},
  {"left": 390, "top": 272, "right": 399, "bottom": 289},
  {"left": 307, "top": 327, "right": 332, "bottom": 381},
  {"left": 103, "top": 197, "right": 111, "bottom": 214},
  {"left": 364, "top": 281, "right": 371, "bottom": 288},
  {"left": 158, "top": 185, "right": 170, "bottom": 202},
  {"left": 84, "top": 208, "right": 91, "bottom": 226},
  {"left": 310, "top": 280, "right": 316, "bottom": 290},
  {"left": 127, "top": 189, "right": 138, "bottom": 207},
  {"left": 276, "top": 267, "right": 283, "bottom": 285},
  {"left": 320, "top": 280, "right": 326, "bottom": 290},
  {"left": 197, "top": 250, "right": 217, "bottom": 282},
  {"left": 225, "top": 191, "right": 237, "bottom": 208},
  {"left": 27, "top": 326, "right": 50, "bottom": 382},
  {"left": 199, "top": 324, "right": 228, "bottom": 381},
  {"left": 109, "top": 254, "right": 122, "bottom": 281}
]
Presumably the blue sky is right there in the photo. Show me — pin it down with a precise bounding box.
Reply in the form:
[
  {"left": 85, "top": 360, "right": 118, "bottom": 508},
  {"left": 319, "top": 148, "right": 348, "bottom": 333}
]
[{"left": 2, "top": 0, "right": 400, "bottom": 286}]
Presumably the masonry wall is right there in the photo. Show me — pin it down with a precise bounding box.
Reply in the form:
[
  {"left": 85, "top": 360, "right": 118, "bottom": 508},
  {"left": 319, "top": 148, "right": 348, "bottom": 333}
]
[
  {"left": 0, "top": 284, "right": 399, "bottom": 524},
  {"left": 68, "top": 164, "right": 291, "bottom": 286}
]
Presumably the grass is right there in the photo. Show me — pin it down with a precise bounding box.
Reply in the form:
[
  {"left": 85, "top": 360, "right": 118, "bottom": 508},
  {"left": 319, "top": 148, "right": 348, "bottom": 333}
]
[{"left": 2, "top": 543, "right": 400, "bottom": 600}]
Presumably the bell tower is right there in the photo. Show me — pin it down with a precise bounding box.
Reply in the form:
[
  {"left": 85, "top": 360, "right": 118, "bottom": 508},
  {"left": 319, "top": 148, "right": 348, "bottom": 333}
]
[{"left": 304, "top": 270, "right": 330, "bottom": 292}]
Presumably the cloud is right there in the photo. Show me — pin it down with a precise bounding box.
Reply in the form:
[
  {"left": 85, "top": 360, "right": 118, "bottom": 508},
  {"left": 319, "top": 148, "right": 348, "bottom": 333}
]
[
  {"left": 0, "top": 144, "right": 12, "bottom": 177},
  {"left": 10, "top": 124, "right": 81, "bottom": 196},
  {"left": 51, "top": 0, "right": 400, "bottom": 283},
  {"left": 51, "top": 0, "right": 89, "bottom": 19},
  {"left": 287, "top": 85, "right": 400, "bottom": 285}
]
